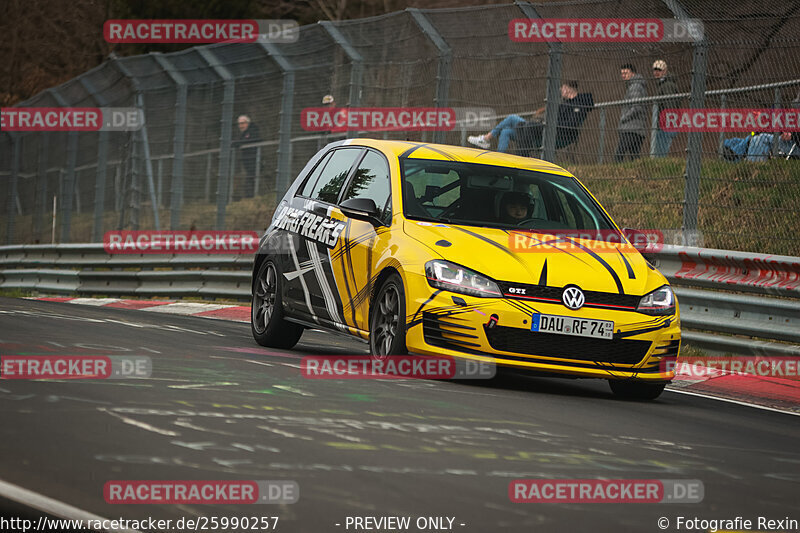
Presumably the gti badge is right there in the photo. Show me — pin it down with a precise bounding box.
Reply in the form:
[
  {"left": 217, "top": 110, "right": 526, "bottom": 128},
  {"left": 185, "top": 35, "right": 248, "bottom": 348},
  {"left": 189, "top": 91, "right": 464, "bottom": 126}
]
[{"left": 561, "top": 286, "right": 585, "bottom": 310}]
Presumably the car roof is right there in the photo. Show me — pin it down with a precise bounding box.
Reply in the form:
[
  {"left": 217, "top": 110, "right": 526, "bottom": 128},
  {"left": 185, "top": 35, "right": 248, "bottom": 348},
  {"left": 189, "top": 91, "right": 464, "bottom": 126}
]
[{"left": 341, "top": 138, "right": 573, "bottom": 177}]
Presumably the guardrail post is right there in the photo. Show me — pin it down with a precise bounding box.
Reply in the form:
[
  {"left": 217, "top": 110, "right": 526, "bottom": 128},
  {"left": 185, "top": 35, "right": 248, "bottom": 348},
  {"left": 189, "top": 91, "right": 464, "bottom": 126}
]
[
  {"left": 5, "top": 134, "right": 20, "bottom": 244},
  {"left": 260, "top": 41, "right": 296, "bottom": 198},
  {"left": 197, "top": 48, "right": 235, "bottom": 231},
  {"left": 152, "top": 53, "right": 188, "bottom": 230},
  {"left": 79, "top": 76, "right": 110, "bottom": 242},
  {"left": 408, "top": 8, "right": 451, "bottom": 144},
  {"left": 321, "top": 21, "right": 363, "bottom": 138},
  {"left": 517, "top": 2, "right": 561, "bottom": 161}
]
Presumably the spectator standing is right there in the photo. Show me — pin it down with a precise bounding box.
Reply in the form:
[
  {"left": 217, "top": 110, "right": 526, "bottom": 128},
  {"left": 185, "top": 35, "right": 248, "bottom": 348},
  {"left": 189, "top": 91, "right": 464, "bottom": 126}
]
[
  {"left": 235, "top": 114, "right": 262, "bottom": 198},
  {"left": 615, "top": 64, "right": 647, "bottom": 162},
  {"left": 652, "top": 60, "right": 680, "bottom": 157}
]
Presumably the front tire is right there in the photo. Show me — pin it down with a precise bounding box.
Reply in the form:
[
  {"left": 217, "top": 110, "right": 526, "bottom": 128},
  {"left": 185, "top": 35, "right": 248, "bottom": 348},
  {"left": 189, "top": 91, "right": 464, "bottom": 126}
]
[
  {"left": 369, "top": 273, "right": 408, "bottom": 357},
  {"left": 609, "top": 379, "right": 667, "bottom": 400},
  {"left": 251, "top": 259, "right": 303, "bottom": 349}
]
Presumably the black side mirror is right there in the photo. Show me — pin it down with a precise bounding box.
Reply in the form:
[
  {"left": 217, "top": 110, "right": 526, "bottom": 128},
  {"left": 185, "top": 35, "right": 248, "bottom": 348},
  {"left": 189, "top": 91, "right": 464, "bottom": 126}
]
[{"left": 339, "top": 197, "right": 384, "bottom": 226}]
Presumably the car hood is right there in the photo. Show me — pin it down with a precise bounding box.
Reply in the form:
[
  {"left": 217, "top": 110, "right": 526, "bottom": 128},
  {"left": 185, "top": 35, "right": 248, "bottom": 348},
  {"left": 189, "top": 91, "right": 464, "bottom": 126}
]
[{"left": 403, "top": 220, "right": 663, "bottom": 296}]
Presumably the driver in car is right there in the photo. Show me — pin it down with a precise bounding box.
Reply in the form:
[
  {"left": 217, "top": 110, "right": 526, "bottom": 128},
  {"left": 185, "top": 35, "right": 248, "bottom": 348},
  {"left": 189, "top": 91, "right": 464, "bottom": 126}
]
[{"left": 499, "top": 191, "right": 532, "bottom": 225}]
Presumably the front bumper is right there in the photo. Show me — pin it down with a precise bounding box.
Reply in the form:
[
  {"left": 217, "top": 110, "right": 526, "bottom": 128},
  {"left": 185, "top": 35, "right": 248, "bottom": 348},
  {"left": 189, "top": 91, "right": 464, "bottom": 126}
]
[{"left": 404, "top": 278, "right": 680, "bottom": 382}]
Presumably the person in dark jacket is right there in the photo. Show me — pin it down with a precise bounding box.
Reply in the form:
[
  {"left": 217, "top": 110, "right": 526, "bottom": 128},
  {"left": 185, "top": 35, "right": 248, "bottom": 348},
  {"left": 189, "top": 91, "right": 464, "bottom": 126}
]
[
  {"left": 467, "top": 81, "right": 594, "bottom": 155},
  {"left": 652, "top": 60, "right": 680, "bottom": 157},
  {"left": 234, "top": 114, "right": 262, "bottom": 197},
  {"left": 615, "top": 64, "right": 647, "bottom": 162}
]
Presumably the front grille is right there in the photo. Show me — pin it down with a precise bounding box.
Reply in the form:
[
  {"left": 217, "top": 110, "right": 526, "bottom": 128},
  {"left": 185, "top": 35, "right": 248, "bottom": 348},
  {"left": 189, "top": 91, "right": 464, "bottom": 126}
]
[
  {"left": 484, "top": 325, "right": 651, "bottom": 365},
  {"left": 496, "top": 281, "right": 640, "bottom": 311}
]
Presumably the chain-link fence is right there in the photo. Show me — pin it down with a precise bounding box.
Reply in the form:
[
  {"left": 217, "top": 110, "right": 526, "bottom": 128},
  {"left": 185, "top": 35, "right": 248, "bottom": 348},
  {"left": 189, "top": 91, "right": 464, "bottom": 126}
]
[{"left": 2, "top": 0, "right": 800, "bottom": 255}]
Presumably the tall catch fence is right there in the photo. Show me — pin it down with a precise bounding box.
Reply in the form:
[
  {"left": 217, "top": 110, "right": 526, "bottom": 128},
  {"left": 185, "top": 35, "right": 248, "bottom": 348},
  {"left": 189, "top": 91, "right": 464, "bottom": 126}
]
[{"left": 2, "top": 0, "right": 799, "bottom": 255}]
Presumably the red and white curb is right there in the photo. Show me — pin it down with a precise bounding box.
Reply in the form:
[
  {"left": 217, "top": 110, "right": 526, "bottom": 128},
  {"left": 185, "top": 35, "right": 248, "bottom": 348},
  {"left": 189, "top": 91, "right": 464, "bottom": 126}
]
[
  {"left": 25, "top": 297, "right": 800, "bottom": 414},
  {"left": 28, "top": 296, "right": 251, "bottom": 322}
]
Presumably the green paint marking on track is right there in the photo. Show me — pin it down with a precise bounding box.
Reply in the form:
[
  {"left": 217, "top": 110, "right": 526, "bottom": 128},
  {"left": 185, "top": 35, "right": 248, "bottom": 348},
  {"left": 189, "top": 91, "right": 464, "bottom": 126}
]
[{"left": 343, "top": 394, "right": 374, "bottom": 402}]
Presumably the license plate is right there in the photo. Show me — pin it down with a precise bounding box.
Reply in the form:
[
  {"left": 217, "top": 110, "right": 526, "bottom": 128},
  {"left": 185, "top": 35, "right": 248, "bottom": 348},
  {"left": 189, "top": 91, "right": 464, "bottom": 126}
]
[{"left": 531, "top": 313, "right": 613, "bottom": 340}]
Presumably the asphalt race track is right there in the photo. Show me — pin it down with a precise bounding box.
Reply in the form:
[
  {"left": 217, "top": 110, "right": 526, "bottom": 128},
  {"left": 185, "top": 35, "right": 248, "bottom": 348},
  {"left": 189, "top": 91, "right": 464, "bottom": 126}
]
[{"left": 0, "top": 297, "right": 798, "bottom": 532}]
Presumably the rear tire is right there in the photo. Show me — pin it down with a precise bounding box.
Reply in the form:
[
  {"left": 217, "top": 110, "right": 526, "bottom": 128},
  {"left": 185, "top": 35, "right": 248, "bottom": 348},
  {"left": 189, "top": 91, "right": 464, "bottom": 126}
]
[
  {"left": 609, "top": 379, "right": 667, "bottom": 400},
  {"left": 251, "top": 259, "right": 303, "bottom": 349},
  {"left": 369, "top": 273, "right": 408, "bottom": 357}
]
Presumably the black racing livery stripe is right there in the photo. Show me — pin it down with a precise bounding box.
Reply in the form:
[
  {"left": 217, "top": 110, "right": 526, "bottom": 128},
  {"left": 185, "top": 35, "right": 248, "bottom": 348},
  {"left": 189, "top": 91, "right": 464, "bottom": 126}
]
[
  {"left": 560, "top": 236, "right": 625, "bottom": 294},
  {"left": 338, "top": 221, "right": 358, "bottom": 327},
  {"left": 617, "top": 248, "right": 636, "bottom": 279},
  {"left": 451, "top": 226, "right": 533, "bottom": 272},
  {"left": 538, "top": 259, "right": 548, "bottom": 285}
]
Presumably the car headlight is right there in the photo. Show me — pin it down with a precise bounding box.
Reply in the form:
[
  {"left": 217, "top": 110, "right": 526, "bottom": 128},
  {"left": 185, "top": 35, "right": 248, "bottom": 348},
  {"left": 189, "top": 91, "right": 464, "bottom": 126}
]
[
  {"left": 425, "top": 260, "right": 502, "bottom": 298},
  {"left": 636, "top": 285, "right": 675, "bottom": 315}
]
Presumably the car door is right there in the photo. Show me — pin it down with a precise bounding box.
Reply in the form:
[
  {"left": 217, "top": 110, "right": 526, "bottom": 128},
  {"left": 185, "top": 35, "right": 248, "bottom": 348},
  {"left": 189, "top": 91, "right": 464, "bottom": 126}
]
[
  {"left": 329, "top": 149, "right": 393, "bottom": 334},
  {"left": 280, "top": 147, "right": 364, "bottom": 327}
]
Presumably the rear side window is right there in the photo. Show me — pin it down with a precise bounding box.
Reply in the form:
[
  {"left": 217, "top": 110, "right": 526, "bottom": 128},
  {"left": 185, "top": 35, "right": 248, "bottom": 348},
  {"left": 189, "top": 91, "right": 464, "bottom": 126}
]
[
  {"left": 308, "top": 148, "right": 362, "bottom": 204},
  {"left": 341, "top": 151, "right": 392, "bottom": 224},
  {"left": 298, "top": 151, "right": 333, "bottom": 198}
]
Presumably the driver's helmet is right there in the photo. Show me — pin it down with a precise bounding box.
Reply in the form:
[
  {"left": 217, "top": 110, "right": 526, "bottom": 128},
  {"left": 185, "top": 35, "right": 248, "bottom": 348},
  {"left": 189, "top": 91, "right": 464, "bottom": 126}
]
[{"left": 499, "top": 191, "right": 532, "bottom": 222}]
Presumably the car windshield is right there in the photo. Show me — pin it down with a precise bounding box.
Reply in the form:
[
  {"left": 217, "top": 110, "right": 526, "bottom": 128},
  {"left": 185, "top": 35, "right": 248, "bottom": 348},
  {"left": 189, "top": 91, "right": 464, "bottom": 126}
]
[{"left": 400, "top": 158, "right": 616, "bottom": 232}]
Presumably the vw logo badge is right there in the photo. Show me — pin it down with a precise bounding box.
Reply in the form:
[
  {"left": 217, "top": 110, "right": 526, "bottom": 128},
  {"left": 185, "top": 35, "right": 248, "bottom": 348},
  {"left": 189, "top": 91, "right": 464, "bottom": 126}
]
[{"left": 561, "top": 286, "right": 585, "bottom": 310}]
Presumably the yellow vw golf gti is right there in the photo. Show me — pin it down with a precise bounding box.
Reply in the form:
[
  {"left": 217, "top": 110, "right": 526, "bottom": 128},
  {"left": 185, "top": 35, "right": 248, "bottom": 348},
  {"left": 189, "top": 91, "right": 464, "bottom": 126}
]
[{"left": 251, "top": 139, "right": 680, "bottom": 400}]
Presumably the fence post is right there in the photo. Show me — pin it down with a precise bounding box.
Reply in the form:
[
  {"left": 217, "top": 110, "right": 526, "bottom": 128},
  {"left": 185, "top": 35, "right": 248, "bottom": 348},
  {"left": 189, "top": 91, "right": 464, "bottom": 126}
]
[
  {"left": 717, "top": 94, "right": 726, "bottom": 156},
  {"left": 135, "top": 94, "right": 160, "bottom": 230},
  {"left": 152, "top": 53, "right": 188, "bottom": 230},
  {"left": 321, "top": 21, "right": 363, "bottom": 138},
  {"left": 772, "top": 87, "right": 781, "bottom": 155},
  {"left": 34, "top": 134, "right": 49, "bottom": 242},
  {"left": 649, "top": 103, "right": 659, "bottom": 157},
  {"left": 79, "top": 76, "right": 110, "bottom": 242},
  {"left": 254, "top": 146, "right": 262, "bottom": 196},
  {"left": 5, "top": 134, "right": 20, "bottom": 245},
  {"left": 597, "top": 108, "right": 607, "bottom": 163},
  {"left": 683, "top": 41, "right": 707, "bottom": 235},
  {"left": 112, "top": 59, "right": 160, "bottom": 231},
  {"left": 48, "top": 88, "right": 79, "bottom": 243},
  {"left": 408, "top": 8, "right": 451, "bottom": 144},
  {"left": 197, "top": 48, "right": 235, "bottom": 231},
  {"left": 661, "top": 0, "right": 706, "bottom": 236},
  {"left": 260, "top": 41, "right": 296, "bottom": 198},
  {"left": 516, "top": 1, "right": 561, "bottom": 161}
]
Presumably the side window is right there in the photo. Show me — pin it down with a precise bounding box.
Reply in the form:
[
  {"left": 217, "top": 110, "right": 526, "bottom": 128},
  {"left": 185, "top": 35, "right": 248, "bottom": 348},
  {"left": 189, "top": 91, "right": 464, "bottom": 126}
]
[
  {"left": 555, "top": 189, "right": 579, "bottom": 228},
  {"left": 298, "top": 151, "right": 333, "bottom": 198},
  {"left": 309, "top": 148, "right": 362, "bottom": 204},
  {"left": 342, "top": 151, "right": 392, "bottom": 223}
]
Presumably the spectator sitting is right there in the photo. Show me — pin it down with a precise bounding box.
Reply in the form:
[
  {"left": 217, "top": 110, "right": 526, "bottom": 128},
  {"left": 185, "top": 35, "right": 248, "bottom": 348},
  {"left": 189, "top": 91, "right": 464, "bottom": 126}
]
[
  {"left": 725, "top": 131, "right": 800, "bottom": 161},
  {"left": 722, "top": 110, "right": 799, "bottom": 162},
  {"left": 467, "top": 81, "right": 594, "bottom": 155}
]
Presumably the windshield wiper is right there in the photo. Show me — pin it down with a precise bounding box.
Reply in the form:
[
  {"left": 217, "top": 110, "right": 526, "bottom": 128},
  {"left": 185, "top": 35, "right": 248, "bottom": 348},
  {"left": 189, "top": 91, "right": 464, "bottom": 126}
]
[{"left": 407, "top": 215, "right": 453, "bottom": 224}]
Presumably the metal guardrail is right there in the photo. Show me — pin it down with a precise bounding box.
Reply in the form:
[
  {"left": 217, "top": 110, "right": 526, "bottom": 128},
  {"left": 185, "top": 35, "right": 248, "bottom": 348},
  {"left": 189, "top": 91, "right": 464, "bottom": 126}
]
[
  {"left": 0, "top": 244, "right": 252, "bottom": 300},
  {"left": 1, "top": 243, "right": 799, "bottom": 357},
  {"left": 648, "top": 245, "right": 800, "bottom": 356}
]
